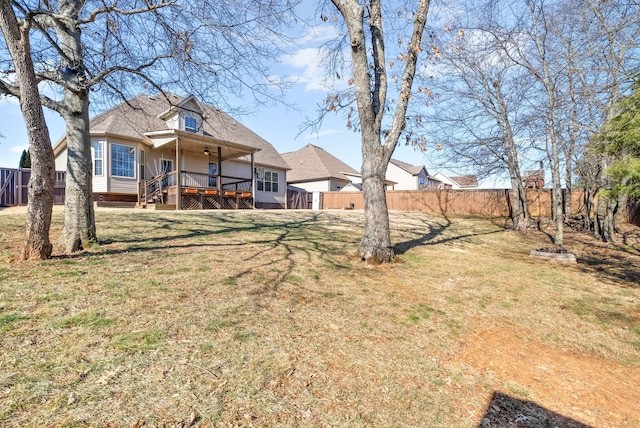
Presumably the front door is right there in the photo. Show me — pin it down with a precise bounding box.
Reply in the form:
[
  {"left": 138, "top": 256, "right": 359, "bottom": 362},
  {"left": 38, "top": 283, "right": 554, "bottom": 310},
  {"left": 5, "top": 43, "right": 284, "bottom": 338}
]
[
  {"left": 161, "top": 160, "right": 173, "bottom": 187},
  {"left": 208, "top": 162, "right": 217, "bottom": 187}
]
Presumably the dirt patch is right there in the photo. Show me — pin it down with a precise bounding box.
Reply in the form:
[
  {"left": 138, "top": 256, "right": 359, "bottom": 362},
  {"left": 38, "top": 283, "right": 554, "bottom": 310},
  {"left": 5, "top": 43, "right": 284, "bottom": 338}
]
[{"left": 455, "top": 322, "right": 640, "bottom": 427}]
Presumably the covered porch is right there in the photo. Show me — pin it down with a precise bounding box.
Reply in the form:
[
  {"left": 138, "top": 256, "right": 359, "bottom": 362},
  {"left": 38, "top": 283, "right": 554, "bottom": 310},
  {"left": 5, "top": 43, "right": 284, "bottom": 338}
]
[{"left": 137, "top": 129, "right": 260, "bottom": 210}]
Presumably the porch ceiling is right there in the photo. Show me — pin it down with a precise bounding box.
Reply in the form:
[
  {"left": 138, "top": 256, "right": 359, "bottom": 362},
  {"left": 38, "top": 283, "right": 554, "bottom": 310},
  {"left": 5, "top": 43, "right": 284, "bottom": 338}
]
[{"left": 144, "top": 129, "right": 260, "bottom": 161}]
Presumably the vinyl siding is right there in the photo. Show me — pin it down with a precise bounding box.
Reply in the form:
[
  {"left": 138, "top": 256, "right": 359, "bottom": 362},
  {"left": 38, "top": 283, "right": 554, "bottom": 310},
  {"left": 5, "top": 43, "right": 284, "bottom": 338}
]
[
  {"left": 54, "top": 149, "right": 67, "bottom": 172},
  {"left": 287, "top": 180, "right": 331, "bottom": 192},
  {"left": 385, "top": 162, "right": 418, "bottom": 190}
]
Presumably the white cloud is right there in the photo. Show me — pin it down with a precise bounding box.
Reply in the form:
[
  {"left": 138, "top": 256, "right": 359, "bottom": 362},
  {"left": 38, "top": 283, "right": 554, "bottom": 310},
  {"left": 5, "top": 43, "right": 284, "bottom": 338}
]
[
  {"left": 303, "top": 129, "right": 343, "bottom": 140},
  {"left": 282, "top": 47, "right": 351, "bottom": 92},
  {"left": 300, "top": 25, "right": 339, "bottom": 44},
  {"left": 282, "top": 47, "right": 331, "bottom": 91}
]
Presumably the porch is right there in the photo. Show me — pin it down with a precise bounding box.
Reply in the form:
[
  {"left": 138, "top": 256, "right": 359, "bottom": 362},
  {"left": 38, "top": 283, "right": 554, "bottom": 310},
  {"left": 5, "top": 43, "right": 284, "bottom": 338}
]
[
  {"left": 139, "top": 129, "right": 259, "bottom": 210},
  {"left": 138, "top": 170, "right": 254, "bottom": 210}
]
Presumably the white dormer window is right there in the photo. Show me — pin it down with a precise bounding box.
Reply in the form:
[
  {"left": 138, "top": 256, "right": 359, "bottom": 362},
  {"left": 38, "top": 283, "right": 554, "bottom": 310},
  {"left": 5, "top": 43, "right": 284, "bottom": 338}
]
[{"left": 185, "top": 116, "right": 197, "bottom": 133}]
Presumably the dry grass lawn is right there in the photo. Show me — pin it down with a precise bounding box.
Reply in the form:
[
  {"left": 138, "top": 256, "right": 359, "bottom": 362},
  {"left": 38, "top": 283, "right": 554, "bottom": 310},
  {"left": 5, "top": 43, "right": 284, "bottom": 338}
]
[{"left": 0, "top": 207, "right": 639, "bottom": 427}]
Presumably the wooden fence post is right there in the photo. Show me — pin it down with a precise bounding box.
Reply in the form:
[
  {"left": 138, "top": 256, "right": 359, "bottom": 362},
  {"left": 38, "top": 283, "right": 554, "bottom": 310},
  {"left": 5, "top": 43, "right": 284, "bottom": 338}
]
[{"left": 17, "top": 168, "right": 22, "bottom": 206}]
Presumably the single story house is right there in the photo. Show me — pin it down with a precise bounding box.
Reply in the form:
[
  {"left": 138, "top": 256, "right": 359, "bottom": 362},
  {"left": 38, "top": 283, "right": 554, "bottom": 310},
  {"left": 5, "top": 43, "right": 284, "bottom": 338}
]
[
  {"left": 54, "top": 93, "right": 290, "bottom": 209},
  {"left": 432, "top": 172, "right": 479, "bottom": 190},
  {"left": 281, "top": 144, "right": 359, "bottom": 192}
]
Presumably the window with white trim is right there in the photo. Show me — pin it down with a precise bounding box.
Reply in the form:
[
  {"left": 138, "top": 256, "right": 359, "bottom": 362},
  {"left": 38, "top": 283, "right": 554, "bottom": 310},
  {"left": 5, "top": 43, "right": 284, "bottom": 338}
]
[
  {"left": 257, "top": 170, "right": 279, "bottom": 193},
  {"left": 92, "top": 141, "right": 103, "bottom": 176},
  {"left": 185, "top": 116, "right": 197, "bottom": 133},
  {"left": 111, "top": 144, "right": 135, "bottom": 178}
]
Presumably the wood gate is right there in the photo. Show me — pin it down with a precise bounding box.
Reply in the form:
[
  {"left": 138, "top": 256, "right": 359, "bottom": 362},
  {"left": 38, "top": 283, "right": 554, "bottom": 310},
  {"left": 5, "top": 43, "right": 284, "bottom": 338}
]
[
  {"left": 0, "top": 168, "right": 66, "bottom": 206},
  {"left": 287, "top": 189, "right": 312, "bottom": 209}
]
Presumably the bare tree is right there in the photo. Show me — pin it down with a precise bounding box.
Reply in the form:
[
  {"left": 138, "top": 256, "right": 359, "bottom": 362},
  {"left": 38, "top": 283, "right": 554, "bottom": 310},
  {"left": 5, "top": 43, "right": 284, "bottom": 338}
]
[
  {"left": 0, "top": 0, "right": 55, "bottom": 259},
  {"left": 326, "top": 0, "right": 431, "bottom": 263},
  {"left": 0, "top": 0, "right": 299, "bottom": 254},
  {"left": 426, "top": 1, "right": 535, "bottom": 231}
]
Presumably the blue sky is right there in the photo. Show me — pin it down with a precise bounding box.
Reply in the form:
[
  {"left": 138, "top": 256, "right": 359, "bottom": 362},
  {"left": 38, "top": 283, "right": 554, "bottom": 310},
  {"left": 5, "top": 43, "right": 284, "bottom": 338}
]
[
  {"left": 0, "top": 7, "right": 497, "bottom": 186},
  {"left": 0, "top": 54, "right": 433, "bottom": 176}
]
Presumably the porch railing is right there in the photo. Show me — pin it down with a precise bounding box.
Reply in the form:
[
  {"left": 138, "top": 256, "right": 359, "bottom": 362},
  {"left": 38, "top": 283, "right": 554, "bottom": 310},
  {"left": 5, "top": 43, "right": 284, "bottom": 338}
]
[{"left": 139, "top": 170, "right": 252, "bottom": 206}]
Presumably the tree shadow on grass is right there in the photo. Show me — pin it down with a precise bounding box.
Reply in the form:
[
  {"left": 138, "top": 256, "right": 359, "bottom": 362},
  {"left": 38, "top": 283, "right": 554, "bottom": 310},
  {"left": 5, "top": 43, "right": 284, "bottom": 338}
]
[
  {"left": 50, "top": 211, "right": 359, "bottom": 298},
  {"left": 566, "top": 232, "right": 640, "bottom": 288},
  {"left": 478, "top": 391, "right": 592, "bottom": 428},
  {"left": 393, "top": 215, "right": 453, "bottom": 255},
  {"left": 575, "top": 253, "right": 640, "bottom": 288},
  {"left": 393, "top": 214, "right": 507, "bottom": 255}
]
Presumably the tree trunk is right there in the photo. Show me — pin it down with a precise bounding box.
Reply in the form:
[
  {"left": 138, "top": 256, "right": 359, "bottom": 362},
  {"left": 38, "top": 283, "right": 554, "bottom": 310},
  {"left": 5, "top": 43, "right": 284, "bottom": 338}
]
[
  {"left": 594, "top": 194, "right": 616, "bottom": 242},
  {"left": 504, "top": 139, "right": 528, "bottom": 232},
  {"left": 56, "top": 0, "right": 97, "bottom": 253},
  {"left": 605, "top": 198, "right": 616, "bottom": 243},
  {"left": 0, "top": 0, "right": 55, "bottom": 260},
  {"left": 583, "top": 188, "right": 594, "bottom": 231},
  {"left": 509, "top": 175, "right": 528, "bottom": 231},
  {"left": 549, "top": 132, "right": 564, "bottom": 246},
  {"left": 594, "top": 194, "right": 603, "bottom": 240},
  {"left": 564, "top": 174, "right": 573, "bottom": 218},
  {"left": 614, "top": 193, "right": 627, "bottom": 232},
  {"left": 59, "top": 91, "right": 97, "bottom": 252},
  {"left": 359, "top": 148, "right": 393, "bottom": 264}
]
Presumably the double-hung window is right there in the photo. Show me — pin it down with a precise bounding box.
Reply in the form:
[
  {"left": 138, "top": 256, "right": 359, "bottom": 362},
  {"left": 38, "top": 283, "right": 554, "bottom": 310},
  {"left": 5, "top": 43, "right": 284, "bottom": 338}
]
[
  {"left": 185, "top": 116, "right": 197, "bottom": 133},
  {"left": 111, "top": 144, "right": 135, "bottom": 178},
  {"left": 92, "top": 141, "right": 103, "bottom": 176},
  {"left": 257, "top": 170, "right": 279, "bottom": 193}
]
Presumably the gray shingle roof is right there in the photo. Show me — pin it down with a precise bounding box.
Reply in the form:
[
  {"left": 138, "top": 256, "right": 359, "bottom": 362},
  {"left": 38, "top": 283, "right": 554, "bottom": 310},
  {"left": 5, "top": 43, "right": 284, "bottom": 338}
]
[
  {"left": 389, "top": 158, "right": 425, "bottom": 176},
  {"left": 61, "top": 93, "right": 289, "bottom": 170},
  {"left": 281, "top": 144, "right": 359, "bottom": 183},
  {"left": 450, "top": 175, "right": 479, "bottom": 188}
]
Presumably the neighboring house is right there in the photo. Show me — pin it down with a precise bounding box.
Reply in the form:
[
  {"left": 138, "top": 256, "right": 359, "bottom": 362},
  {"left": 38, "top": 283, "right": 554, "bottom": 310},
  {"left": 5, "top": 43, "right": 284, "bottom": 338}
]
[
  {"left": 54, "top": 93, "right": 289, "bottom": 209},
  {"left": 386, "top": 159, "right": 441, "bottom": 190},
  {"left": 339, "top": 182, "right": 363, "bottom": 192},
  {"left": 432, "top": 172, "right": 479, "bottom": 189},
  {"left": 450, "top": 175, "right": 479, "bottom": 189},
  {"left": 523, "top": 170, "right": 545, "bottom": 189},
  {"left": 281, "top": 144, "right": 359, "bottom": 192}
]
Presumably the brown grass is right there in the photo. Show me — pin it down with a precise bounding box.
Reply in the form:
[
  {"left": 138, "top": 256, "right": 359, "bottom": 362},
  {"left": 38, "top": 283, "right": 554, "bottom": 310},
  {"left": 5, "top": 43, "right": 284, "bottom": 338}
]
[{"left": 0, "top": 207, "right": 639, "bottom": 427}]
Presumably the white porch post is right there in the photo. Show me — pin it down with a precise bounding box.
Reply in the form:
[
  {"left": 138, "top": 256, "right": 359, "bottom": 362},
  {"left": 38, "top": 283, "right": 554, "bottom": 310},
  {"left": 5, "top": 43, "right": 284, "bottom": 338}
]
[
  {"left": 217, "top": 146, "right": 222, "bottom": 207},
  {"left": 175, "top": 137, "right": 181, "bottom": 210},
  {"left": 250, "top": 152, "right": 255, "bottom": 208}
]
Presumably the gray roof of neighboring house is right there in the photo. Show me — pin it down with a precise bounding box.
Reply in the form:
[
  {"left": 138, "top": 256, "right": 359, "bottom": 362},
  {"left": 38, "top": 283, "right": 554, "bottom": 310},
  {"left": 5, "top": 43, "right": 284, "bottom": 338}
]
[
  {"left": 57, "top": 93, "right": 289, "bottom": 170},
  {"left": 281, "top": 144, "right": 359, "bottom": 183},
  {"left": 450, "top": 175, "right": 479, "bottom": 188},
  {"left": 389, "top": 158, "right": 426, "bottom": 176}
]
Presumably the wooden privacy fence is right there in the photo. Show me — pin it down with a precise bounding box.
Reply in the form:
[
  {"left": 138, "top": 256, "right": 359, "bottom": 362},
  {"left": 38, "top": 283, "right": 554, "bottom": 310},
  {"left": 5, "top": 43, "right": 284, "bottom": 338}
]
[
  {"left": 629, "top": 199, "right": 640, "bottom": 227},
  {"left": 322, "top": 189, "right": 585, "bottom": 218},
  {"left": 0, "top": 168, "right": 66, "bottom": 206}
]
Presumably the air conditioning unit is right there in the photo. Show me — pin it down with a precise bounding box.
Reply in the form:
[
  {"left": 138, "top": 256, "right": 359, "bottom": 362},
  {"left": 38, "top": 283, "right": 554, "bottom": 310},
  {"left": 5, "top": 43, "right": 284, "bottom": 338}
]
[{"left": 255, "top": 167, "right": 265, "bottom": 179}]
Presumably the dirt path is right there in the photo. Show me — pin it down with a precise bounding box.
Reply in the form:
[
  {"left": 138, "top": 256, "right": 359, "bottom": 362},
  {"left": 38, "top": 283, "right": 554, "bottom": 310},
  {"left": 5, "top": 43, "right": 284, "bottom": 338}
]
[{"left": 455, "top": 322, "right": 640, "bottom": 427}]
